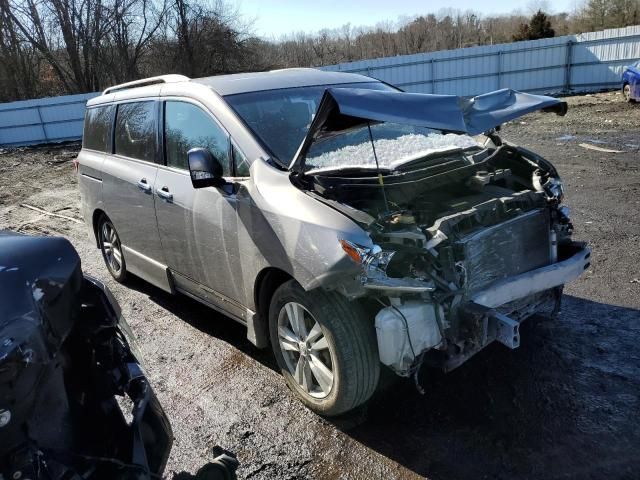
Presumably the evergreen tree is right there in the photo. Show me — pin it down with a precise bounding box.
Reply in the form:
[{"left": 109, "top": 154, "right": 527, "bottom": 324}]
[
  {"left": 529, "top": 10, "right": 556, "bottom": 39},
  {"left": 512, "top": 10, "right": 555, "bottom": 41}
]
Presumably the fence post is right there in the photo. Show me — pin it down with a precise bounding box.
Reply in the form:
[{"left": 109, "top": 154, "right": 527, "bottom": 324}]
[
  {"left": 564, "top": 40, "right": 574, "bottom": 93},
  {"left": 430, "top": 58, "right": 435, "bottom": 93},
  {"left": 35, "top": 105, "right": 48, "bottom": 142},
  {"left": 497, "top": 51, "right": 503, "bottom": 89}
]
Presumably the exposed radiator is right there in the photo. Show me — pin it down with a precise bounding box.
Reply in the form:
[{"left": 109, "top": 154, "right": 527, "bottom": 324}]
[{"left": 458, "top": 209, "right": 551, "bottom": 294}]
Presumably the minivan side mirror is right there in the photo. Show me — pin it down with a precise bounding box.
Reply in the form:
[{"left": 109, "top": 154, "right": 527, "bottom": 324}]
[{"left": 187, "top": 148, "right": 225, "bottom": 188}]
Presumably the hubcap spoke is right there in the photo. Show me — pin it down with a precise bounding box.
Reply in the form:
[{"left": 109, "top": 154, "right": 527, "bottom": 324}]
[
  {"left": 286, "top": 303, "right": 307, "bottom": 338},
  {"left": 310, "top": 336, "right": 328, "bottom": 351},
  {"left": 302, "top": 360, "right": 313, "bottom": 392},
  {"left": 102, "top": 223, "right": 122, "bottom": 273},
  {"left": 308, "top": 353, "right": 333, "bottom": 395},
  {"left": 111, "top": 253, "right": 120, "bottom": 270},
  {"left": 294, "top": 357, "right": 313, "bottom": 392},
  {"left": 306, "top": 323, "right": 322, "bottom": 344},
  {"left": 278, "top": 326, "right": 300, "bottom": 351},
  {"left": 279, "top": 301, "right": 334, "bottom": 399}
]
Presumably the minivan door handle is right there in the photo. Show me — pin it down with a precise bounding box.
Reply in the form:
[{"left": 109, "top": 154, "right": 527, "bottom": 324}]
[
  {"left": 137, "top": 178, "right": 152, "bottom": 193},
  {"left": 156, "top": 186, "right": 173, "bottom": 202}
]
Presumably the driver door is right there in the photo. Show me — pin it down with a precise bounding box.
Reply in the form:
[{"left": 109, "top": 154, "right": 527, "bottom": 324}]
[{"left": 154, "top": 99, "right": 246, "bottom": 320}]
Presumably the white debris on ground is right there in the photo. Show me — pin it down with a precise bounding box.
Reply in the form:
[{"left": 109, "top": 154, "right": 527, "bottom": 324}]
[
  {"left": 306, "top": 132, "right": 479, "bottom": 171},
  {"left": 578, "top": 143, "right": 623, "bottom": 153}
]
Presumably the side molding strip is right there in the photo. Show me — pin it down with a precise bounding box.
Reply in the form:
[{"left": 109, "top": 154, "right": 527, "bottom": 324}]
[{"left": 121, "top": 245, "right": 173, "bottom": 293}]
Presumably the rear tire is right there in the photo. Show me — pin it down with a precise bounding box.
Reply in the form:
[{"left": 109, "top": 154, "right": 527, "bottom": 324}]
[
  {"left": 98, "top": 215, "right": 127, "bottom": 283},
  {"left": 268, "top": 280, "right": 380, "bottom": 416}
]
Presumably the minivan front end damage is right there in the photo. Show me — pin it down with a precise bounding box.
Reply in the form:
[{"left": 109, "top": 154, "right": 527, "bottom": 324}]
[{"left": 291, "top": 88, "right": 590, "bottom": 378}]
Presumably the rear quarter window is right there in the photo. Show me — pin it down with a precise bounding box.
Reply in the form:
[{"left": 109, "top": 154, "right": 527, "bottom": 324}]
[
  {"left": 83, "top": 105, "right": 114, "bottom": 152},
  {"left": 114, "top": 101, "right": 157, "bottom": 162}
]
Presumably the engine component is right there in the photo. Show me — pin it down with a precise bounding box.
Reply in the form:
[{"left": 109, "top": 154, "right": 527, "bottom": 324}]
[{"left": 375, "top": 300, "right": 443, "bottom": 375}]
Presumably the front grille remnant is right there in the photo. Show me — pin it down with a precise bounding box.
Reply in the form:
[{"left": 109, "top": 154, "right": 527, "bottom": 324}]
[{"left": 457, "top": 209, "right": 551, "bottom": 294}]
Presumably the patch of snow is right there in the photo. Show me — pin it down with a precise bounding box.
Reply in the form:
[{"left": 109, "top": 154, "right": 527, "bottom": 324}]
[
  {"left": 32, "top": 287, "right": 44, "bottom": 301},
  {"left": 556, "top": 135, "right": 576, "bottom": 141},
  {"left": 306, "top": 133, "right": 479, "bottom": 172}
]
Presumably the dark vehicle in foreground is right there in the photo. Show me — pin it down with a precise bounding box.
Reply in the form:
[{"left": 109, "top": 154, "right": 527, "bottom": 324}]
[
  {"left": 78, "top": 69, "right": 590, "bottom": 416},
  {"left": 0, "top": 232, "right": 171, "bottom": 479},
  {"left": 0, "top": 232, "right": 240, "bottom": 479},
  {"left": 622, "top": 60, "right": 640, "bottom": 102}
]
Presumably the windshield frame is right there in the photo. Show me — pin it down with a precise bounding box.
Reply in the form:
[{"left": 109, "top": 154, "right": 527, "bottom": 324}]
[{"left": 223, "top": 81, "right": 397, "bottom": 168}]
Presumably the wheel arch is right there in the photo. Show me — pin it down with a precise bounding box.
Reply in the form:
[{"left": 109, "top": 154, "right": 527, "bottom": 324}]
[
  {"left": 249, "top": 267, "right": 294, "bottom": 348},
  {"left": 92, "top": 208, "right": 107, "bottom": 248}
]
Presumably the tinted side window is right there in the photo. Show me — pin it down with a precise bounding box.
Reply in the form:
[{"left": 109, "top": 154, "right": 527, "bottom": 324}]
[
  {"left": 164, "top": 101, "right": 230, "bottom": 174},
  {"left": 83, "top": 105, "right": 114, "bottom": 152},
  {"left": 114, "top": 102, "right": 156, "bottom": 162}
]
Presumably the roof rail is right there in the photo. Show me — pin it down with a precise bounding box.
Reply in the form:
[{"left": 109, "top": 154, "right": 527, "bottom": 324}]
[{"left": 102, "top": 74, "right": 190, "bottom": 95}]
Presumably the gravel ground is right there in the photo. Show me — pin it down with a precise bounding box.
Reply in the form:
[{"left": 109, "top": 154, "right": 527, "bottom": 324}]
[{"left": 1, "top": 91, "right": 639, "bottom": 480}]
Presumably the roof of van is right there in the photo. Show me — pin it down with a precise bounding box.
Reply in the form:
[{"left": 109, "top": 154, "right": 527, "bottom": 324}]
[
  {"left": 193, "top": 68, "right": 376, "bottom": 96},
  {"left": 86, "top": 69, "right": 378, "bottom": 107}
]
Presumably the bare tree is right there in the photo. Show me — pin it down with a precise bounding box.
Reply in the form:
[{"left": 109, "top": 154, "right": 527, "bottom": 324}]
[
  {"left": 0, "top": 1, "right": 41, "bottom": 100},
  {"left": 5, "top": 0, "right": 109, "bottom": 92},
  {"left": 103, "top": 0, "right": 167, "bottom": 83},
  {"left": 2, "top": 0, "right": 640, "bottom": 102},
  {"left": 573, "top": 0, "right": 640, "bottom": 31},
  {"left": 156, "top": 0, "right": 258, "bottom": 76}
]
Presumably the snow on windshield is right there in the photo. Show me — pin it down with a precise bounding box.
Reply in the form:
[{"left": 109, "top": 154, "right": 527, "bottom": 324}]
[{"left": 305, "top": 131, "right": 479, "bottom": 172}]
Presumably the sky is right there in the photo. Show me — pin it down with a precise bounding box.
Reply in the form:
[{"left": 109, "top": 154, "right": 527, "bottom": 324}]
[{"left": 238, "top": 0, "right": 578, "bottom": 38}]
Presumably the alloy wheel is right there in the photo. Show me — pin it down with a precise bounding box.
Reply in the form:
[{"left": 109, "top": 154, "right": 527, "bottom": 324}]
[
  {"left": 277, "top": 302, "right": 335, "bottom": 399},
  {"left": 101, "top": 221, "right": 123, "bottom": 275}
]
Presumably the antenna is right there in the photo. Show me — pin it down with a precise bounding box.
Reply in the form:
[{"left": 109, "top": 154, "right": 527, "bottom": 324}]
[{"left": 367, "top": 122, "right": 390, "bottom": 214}]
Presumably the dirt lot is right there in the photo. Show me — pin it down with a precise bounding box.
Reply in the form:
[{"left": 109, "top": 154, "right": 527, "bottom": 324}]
[{"left": 1, "top": 91, "right": 639, "bottom": 480}]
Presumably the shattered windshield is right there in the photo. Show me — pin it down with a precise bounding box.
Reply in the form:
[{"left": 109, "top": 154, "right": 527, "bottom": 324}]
[
  {"left": 305, "top": 122, "right": 479, "bottom": 173},
  {"left": 224, "top": 82, "right": 393, "bottom": 165}
]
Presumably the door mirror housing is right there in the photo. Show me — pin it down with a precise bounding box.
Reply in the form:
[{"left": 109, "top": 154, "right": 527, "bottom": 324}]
[{"left": 187, "top": 148, "right": 225, "bottom": 188}]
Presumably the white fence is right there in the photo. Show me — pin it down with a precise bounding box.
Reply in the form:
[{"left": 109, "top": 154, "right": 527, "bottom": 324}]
[
  {"left": 322, "top": 25, "right": 640, "bottom": 96},
  {"left": 0, "top": 25, "right": 639, "bottom": 148}
]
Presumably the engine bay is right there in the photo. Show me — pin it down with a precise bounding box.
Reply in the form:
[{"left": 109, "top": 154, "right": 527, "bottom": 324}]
[{"left": 293, "top": 140, "right": 581, "bottom": 376}]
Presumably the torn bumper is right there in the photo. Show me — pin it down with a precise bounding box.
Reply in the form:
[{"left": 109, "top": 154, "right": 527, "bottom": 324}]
[
  {"left": 439, "top": 243, "right": 590, "bottom": 371},
  {"left": 472, "top": 242, "right": 591, "bottom": 309}
]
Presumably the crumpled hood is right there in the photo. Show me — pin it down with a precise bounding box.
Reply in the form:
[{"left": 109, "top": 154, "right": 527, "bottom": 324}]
[{"left": 289, "top": 87, "right": 567, "bottom": 172}]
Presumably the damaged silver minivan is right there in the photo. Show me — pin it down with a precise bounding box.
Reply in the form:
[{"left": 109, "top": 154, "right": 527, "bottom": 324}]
[{"left": 78, "top": 69, "right": 590, "bottom": 416}]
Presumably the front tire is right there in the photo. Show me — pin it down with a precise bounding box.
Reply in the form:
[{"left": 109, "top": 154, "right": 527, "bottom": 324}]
[
  {"left": 268, "top": 280, "right": 380, "bottom": 416},
  {"left": 623, "top": 83, "right": 635, "bottom": 103},
  {"left": 98, "top": 215, "right": 127, "bottom": 282}
]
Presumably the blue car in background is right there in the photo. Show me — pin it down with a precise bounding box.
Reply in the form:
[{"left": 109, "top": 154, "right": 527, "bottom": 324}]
[{"left": 622, "top": 60, "right": 640, "bottom": 102}]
